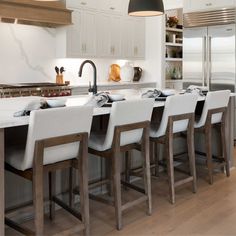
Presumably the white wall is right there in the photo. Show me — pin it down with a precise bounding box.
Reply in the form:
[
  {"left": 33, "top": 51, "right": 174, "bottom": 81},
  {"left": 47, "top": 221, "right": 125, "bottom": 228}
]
[{"left": 0, "top": 23, "right": 56, "bottom": 84}]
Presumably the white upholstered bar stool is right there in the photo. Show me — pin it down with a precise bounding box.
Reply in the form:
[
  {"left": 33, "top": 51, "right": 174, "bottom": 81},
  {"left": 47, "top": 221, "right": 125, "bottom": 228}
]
[
  {"left": 194, "top": 90, "right": 231, "bottom": 184},
  {"left": 150, "top": 94, "right": 198, "bottom": 204},
  {"left": 5, "top": 106, "right": 93, "bottom": 236},
  {"left": 88, "top": 99, "right": 154, "bottom": 230}
]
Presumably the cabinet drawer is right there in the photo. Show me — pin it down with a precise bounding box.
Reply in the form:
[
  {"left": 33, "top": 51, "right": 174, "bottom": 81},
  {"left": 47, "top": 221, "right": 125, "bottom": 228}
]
[
  {"left": 66, "top": 0, "right": 98, "bottom": 10},
  {"left": 99, "top": 0, "right": 128, "bottom": 14}
]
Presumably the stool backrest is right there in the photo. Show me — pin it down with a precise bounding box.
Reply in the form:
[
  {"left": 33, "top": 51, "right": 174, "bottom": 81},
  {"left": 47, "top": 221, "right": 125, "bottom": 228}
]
[
  {"left": 103, "top": 99, "right": 154, "bottom": 150},
  {"left": 21, "top": 106, "right": 93, "bottom": 171},
  {"left": 196, "top": 90, "right": 230, "bottom": 127},
  {"left": 152, "top": 94, "right": 198, "bottom": 137}
]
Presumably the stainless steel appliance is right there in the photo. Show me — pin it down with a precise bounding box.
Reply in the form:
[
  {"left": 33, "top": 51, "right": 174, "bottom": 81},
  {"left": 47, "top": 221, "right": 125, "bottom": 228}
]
[{"left": 183, "top": 8, "right": 236, "bottom": 92}]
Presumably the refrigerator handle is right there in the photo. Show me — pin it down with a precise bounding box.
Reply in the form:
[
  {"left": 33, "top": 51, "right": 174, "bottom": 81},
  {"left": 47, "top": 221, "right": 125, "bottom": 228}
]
[
  {"left": 208, "top": 36, "right": 212, "bottom": 90},
  {"left": 203, "top": 36, "right": 207, "bottom": 87}
]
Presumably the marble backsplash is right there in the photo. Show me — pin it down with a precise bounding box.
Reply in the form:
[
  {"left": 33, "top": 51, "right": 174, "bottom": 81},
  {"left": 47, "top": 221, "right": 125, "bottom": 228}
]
[{"left": 0, "top": 22, "right": 150, "bottom": 86}]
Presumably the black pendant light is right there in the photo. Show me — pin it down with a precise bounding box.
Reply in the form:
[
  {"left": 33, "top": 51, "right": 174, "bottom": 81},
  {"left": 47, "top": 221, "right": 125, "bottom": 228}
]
[{"left": 128, "top": 0, "right": 164, "bottom": 17}]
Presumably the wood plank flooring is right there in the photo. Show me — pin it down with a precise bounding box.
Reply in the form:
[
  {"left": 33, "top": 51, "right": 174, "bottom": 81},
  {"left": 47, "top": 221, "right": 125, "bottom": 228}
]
[{"left": 6, "top": 151, "right": 236, "bottom": 236}]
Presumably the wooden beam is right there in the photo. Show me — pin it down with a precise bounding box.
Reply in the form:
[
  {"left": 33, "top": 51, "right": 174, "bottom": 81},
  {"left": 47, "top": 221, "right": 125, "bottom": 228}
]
[{"left": 0, "top": 0, "right": 72, "bottom": 28}]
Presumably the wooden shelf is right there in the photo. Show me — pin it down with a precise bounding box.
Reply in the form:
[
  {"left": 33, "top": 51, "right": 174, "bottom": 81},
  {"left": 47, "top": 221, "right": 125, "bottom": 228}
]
[
  {"left": 166, "top": 27, "right": 183, "bottom": 33},
  {"left": 165, "top": 58, "right": 182, "bottom": 62},
  {"left": 165, "top": 42, "right": 183, "bottom": 47}
]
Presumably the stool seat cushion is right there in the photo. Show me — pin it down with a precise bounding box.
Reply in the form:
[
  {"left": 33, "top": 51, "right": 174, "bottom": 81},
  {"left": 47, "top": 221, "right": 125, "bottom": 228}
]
[{"left": 6, "top": 143, "right": 80, "bottom": 171}]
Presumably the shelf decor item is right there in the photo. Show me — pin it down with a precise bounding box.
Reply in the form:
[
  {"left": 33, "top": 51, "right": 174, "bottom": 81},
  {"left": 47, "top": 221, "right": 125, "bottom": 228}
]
[
  {"left": 167, "top": 16, "right": 179, "bottom": 28},
  {"left": 120, "top": 62, "right": 134, "bottom": 82},
  {"left": 128, "top": 0, "right": 164, "bottom": 17}
]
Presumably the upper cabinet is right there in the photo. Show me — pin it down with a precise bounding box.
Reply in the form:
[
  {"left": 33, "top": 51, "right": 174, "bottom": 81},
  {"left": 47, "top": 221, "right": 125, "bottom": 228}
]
[
  {"left": 123, "top": 18, "right": 145, "bottom": 59},
  {"left": 56, "top": 9, "right": 96, "bottom": 58},
  {"left": 57, "top": 0, "right": 145, "bottom": 59},
  {"left": 184, "top": 0, "right": 236, "bottom": 13}
]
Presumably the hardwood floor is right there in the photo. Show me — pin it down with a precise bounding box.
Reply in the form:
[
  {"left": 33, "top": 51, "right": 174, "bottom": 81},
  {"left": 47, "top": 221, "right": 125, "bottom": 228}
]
[{"left": 6, "top": 151, "right": 236, "bottom": 236}]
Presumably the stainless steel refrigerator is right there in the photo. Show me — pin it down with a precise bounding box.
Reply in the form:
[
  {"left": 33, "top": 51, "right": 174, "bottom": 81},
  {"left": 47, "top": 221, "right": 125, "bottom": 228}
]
[{"left": 183, "top": 9, "right": 236, "bottom": 92}]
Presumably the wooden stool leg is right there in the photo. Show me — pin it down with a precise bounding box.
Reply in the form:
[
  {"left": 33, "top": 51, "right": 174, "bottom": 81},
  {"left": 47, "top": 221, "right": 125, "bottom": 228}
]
[
  {"left": 221, "top": 121, "right": 230, "bottom": 177},
  {"left": 143, "top": 129, "right": 152, "bottom": 216},
  {"left": 205, "top": 126, "right": 213, "bottom": 185},
  {"left": 78, "top": 138, "right": 90, "bottom": 236},
  {"left": 125, "top": 151, "right": 131, "bottom": 185},
  {"left": 166, "top": 136, "right": 175, "bottom": 204},
  {"left": 112, "top": 151, "right": 122, "bottom": 230},
  {"left": 187, "top": 121, "right": 197, "bottom": 193},
  {"left": 49, "top": 171, "right": 56, "bottom": 220},
  {"left": 105, "top": 158, "right": 113, "bottom": 196},
  {"left": 33, "top": 142, "right": 44, "bottom": 236},
  {"left": 154, "top": 142, "right": 159, "bottom": 177},
  {"left": 69, "top": 167, "right": 74, "bottom": 208}
]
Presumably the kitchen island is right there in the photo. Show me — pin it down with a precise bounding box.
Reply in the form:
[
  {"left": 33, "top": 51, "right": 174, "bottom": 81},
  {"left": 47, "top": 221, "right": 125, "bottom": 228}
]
[{"left": 0, "top": 90, "right": 235, "bottom": 235}]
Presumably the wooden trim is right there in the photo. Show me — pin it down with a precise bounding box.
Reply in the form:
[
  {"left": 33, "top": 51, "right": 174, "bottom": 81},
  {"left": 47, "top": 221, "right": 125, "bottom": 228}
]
[{"left": 0, "top": 0, "right": 72, "bottom": 28}]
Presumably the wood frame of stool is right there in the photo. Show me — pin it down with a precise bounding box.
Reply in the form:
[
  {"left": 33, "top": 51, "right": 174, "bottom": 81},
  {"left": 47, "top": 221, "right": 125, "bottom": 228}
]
[
  {"left": 195, "top": 107, "right": 229, "bottom": 185},
  {"left": 5, "top": 132, "right": 89, "bottom": 236},
  {"left": 150, "top": 112, "right": 197, "bottom": 204},
  {"left": 87, "top": 121, "right": 152, "bottom": 230}
]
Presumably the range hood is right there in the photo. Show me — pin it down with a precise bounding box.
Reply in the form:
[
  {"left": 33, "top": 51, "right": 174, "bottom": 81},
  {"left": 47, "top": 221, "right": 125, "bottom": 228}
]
[{"left": 0, "top": 0, "right": 72, "bottom": 28}]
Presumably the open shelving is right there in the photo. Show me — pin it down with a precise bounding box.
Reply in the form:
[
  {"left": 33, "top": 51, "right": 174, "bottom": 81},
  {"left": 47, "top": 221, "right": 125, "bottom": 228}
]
[{"left": 165, "top": 8, "right": 183, "bottom": 89}]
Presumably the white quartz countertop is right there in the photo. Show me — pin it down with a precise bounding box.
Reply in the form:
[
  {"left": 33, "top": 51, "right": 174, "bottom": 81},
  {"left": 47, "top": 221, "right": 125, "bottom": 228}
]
[{"left": 0, "top": 91, "right": 234, "bottom": 129}]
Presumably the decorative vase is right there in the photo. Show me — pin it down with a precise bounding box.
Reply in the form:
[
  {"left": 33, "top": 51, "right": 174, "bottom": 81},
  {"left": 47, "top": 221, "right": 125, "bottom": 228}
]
[{"left": 120, "top": 62, "right": 134, "bottom": 82}]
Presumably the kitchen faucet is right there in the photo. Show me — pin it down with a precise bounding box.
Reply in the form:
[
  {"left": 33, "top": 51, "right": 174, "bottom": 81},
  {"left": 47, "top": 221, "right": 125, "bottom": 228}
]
[{"left": 78, "top": 60, "right": 97, "bottom": 95}]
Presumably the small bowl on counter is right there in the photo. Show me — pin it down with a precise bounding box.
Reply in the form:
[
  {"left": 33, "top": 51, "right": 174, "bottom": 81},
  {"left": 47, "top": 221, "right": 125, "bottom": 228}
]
[
  {"left": 46, "top": 98, "right": 67, "bottom": 108},
  {"left": 108, "top": 94, "right": 125, "bottom": 101}
]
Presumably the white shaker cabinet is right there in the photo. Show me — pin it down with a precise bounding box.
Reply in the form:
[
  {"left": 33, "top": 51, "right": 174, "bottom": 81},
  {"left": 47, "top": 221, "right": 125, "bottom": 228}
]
[
  {"left": 122, "top": 17, "right": 145, "bottom": 59},
  {"left": 184, "top": 0, "right": 236, "bottom": 13},
  {"left": 97, "top": 14, "right": 122, "bottom": 58},
  {"left": 57, "top": 10, "right": 96, "bottom": 58}
]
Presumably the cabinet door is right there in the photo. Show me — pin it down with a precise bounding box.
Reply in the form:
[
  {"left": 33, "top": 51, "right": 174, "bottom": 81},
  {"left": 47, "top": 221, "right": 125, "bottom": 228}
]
[
  {"left": 187, "top": 0, "right": 235, "bottom": 12},
  {"left": 96, "top": 14, "right": 110, "bottom": 57},
  {"left": 122, "top": 17, "right": 145, "bottom": 59},
  {"left": 66, "top": 0, "right": 98, "bottom": 10},
  {"left": 80, "top": 11, "right": 97, "bottom": 57},
  {"left": 110, "top": 16, "right": 122, "bottom": 57},
  {"left": 133, "top": 19, "right": 145, "bottom": 59},
  {"left": 67, "top": 10, "right": 82, "bottom": 57},
  {"left": 122, "top": 18, "right": 135, "bottom": 58},
  {"left": 97, "top": 14, "right": 122, "bottom": 58}
]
